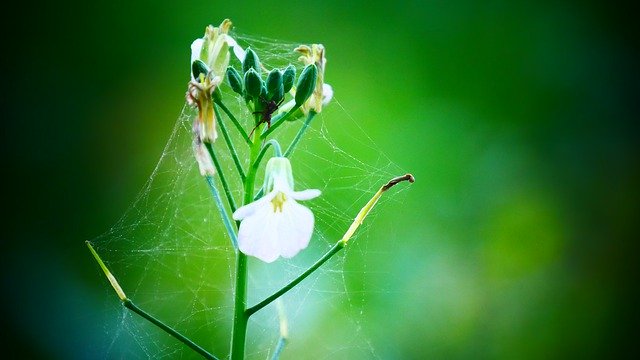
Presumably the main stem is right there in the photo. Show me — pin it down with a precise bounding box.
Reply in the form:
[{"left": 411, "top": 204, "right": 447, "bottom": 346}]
[{"left": 230, "top": 121, "right": 264, "bottom": 360}]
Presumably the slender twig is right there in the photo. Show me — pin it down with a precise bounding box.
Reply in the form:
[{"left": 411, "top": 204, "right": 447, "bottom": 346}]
[
  {"left": 247, "top": 242, "right": 343, "bottom": 316},
  {"left": 270, "top": 299, "right": 288, "bottom": 360},
  {"left": 254, "top": 139, "right": 282, "bottom": 171},
  {"left": 250, "top": 139, "right": 282, "bottom": 202},
  {"left": 246, "top": 174, "right": 415, "bottom": 316},
  {"left": 86, "top": 241, "right": 219, "bottom": 360},
  {"left": 284, "top": 111, "right": 316, "bottom": 158},
  {"left": 124, "top": 300, "right": 219, "bottom": 360},
  {"left": 271, "top": 338, "right": 287, "bottom": 360},
  {"left": 205, "top": 142, "right": 237, "bottom": 213},
  {"left": 260, "top": 105, "right": 301, "bottom": 139},
  {"left": 213, "top": 103, "right": 246, "bottom": 181},
  {"left": 215, "top": 99, "right": 250, "bottom": 143},
  {"left": 205, "top": 176, "right": 238, "bottom": 248}
]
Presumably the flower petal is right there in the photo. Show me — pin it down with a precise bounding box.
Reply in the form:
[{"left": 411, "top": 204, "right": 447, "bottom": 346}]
[
  {"left": 290, "top": 189, "right": 321, "bottom": 201},
  {"left": 277, "top": 200, "right": 315, "bottom": 258},
  {"left": 237, "top": 203, "right": 280, "bottom": 263},
  {"left": 191, "top": 39, "right": 204, "bottom": 68},
  {"left": 322, "top": 84, "right": 333, "bottom": 105},
  {"left": 232, "top": 191, "right": 277, "bottom": 221},
  {"left": 225, "top": 36, "right": 246, "bottom": 63}
]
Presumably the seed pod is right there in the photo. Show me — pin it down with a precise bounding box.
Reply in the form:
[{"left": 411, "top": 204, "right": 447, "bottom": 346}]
[
  {"left": 282, "top": 65, "right": 296, "bottom": 93},
  {"left": 226, "top": 67, "right": 243, "bottom": 94},
  {"left": 294, "top": 64, "right": 317, "bottom": 107},
  {"left": 242, "top": 48, "right": 261, "bottom": 76},
  {"left": 244, "top": 68, "right": 263, "bottom": 99}
]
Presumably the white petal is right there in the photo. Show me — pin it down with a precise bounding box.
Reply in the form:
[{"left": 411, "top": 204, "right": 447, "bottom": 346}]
[
  {"left": 277, "top": 200, "right": 315, "bottom": 258},
  {"left": 191, "top": 39, "right": 204, "bottom": 66},
  {"left": 237, "top": 203, "right": 280, "bottom": 263},
  {"left": 322, "top": 84, "right": 333, "bottom": 105},
  {"left": 225, "top": 36, "right": 246, "bottom": 63},
  {"left": 290, "top": 189, "right": 321, "bottom": 201},
  {"left": 232, "top": 191, "right": 277, "bottom": 221}
]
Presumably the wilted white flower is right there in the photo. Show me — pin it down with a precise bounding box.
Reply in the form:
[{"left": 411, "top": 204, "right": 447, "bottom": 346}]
[
  {"left": 295, "top": 44, "right": 332, "bottom": 114},
  {"left": 233, "top": 157, "right": 321, "bottom": 263}
]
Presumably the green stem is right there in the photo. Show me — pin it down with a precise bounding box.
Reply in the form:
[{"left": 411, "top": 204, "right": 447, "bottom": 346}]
[
  {"left": 205, "top": 176, "right": 238, "bottom": 248},
  {"left": 205, "top": 142, "right": 237, "bottom": 213},
  {"left": 260, "top": 106, "right": 300, "bottom": 139},
  {"left": 124, "top": 300, "right": 219, "bottom": 360},
  {"left": 215, "top": 99, "right": 250, "bottom": 143},
  {"left": 284, "top": 111, "right": 316, "bottom": 158},
  {"left": 230, "top": 121, "right": 265, "bottom": 360},
  {"left": 213, "top": 103, "right": 246, "bottom": 182},
  {"left": 251, "top": 140, "right": 283, "bottom": 201},
  {"left": 271, "top": 337, "right": 287, "bottom": 360},
  {"left": 86, "top": 241, "right": 219, "bottom": 359},
  {"left": 247, "top": 242, "right": 344, "bottom": 316},
  {"left": 254, "top": 140, "right": 282, "bottom": 171}
]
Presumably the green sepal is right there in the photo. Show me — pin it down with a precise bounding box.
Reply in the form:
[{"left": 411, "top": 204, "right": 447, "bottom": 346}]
[
  {"left": 192, "top": 60, "right": 209, "bottom": 80},
  {"left": 227, "top": 67, "right": 243, "bottom": 94},
  {"left": 282, "top": 65, "right": 296, "bottom": 93},
  {"left": 242, "top": 48, "right": 261, "bottom": 76},
  {"left": 244, "top": 68, "right": 263, "bottom": 99},
  {"left": 266, "top": 69, "right": 284, "bottom": 102},
  {"left": 294, "top": 64, "right": 317, "bottom": 106},
  {"left": 212, "top": 86, "right": 223, "bottom": 102}
]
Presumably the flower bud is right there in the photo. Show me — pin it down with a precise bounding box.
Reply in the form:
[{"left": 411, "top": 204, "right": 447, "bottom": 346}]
[
  {"left": 242, "top": 48, "right": 261, "bottom": 76},
  {"left": 266, "top": 69, "right": 284, "bottom": 102},
  {"left": 294, "top": 64, "right": 317, "bottom": 107},
  {"left": 244, "top": 68, "right": 263, "bottom": 99},
  {"left": 192, "top": 60, "right": 209, "bottom": 81},
  {"left": 226, "top": 67, "right": 243, "bottom": 94},
  {"left": 282, "top": 65, "right": 296, "bottom": 93}
]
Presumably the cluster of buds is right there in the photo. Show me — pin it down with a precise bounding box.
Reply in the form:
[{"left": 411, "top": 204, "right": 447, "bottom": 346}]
[{"left": 225, "top": 48, "right": 318, "bottom": 132}]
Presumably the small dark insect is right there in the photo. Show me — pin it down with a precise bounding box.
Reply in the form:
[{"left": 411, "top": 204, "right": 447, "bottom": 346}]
[{"left": 249, "top": 97, "right": 284, "bottom": 138}]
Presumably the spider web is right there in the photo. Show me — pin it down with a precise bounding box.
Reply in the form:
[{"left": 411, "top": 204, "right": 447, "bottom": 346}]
[{"left": 90, "top": 30, "right": 407, "bottom": 359}]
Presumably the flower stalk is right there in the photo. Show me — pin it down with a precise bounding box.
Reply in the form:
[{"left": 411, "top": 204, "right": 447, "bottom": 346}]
[
  {"left": 246, "top": 173, "right": 415, "bottom": 316},
  {"left": 86, "top": 241, "right": 219, "bottom": 360},
  {"left": 230, "top": 121, "right": 265, "bottom": 360}
]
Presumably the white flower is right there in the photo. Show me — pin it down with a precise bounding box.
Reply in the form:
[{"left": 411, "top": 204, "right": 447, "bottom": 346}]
[
  {"left": 190, "top": 19, "right": 233, "bottom": 81},
  {"left": 233, "top": 157, "right": 321, "bottom": 263}
]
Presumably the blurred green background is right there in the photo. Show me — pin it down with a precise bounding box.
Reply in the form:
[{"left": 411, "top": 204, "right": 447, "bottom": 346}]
[{"left": 3, "top": 0, "right": 638, "bottom": 359}]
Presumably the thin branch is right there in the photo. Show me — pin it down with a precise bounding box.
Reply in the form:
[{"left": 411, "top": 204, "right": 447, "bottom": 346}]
[
  {"left": 215, "top": 99, "right": 250, "bottom": 143},
  {"left": 260, "top": 105, "right": 301, "bottom": 139},
  {"left": 213, "top": 103, "right": 245, "bottom": 181},
  {"left": 205, "top": 142, "right": 237, "bottom": 213},
  {"left": 254, "top": 140, "right": 282, "bottom": 171},
  {"left": 86, "top": 241, "right": 219, "bottom": 360},
  {"left": 284, "top": 111, "right": 316, "bottom": 158},
  {"left": 246, "top": 173, "right": 415, "bottom": 316},
  {"left": 124, "top": 300, "right": 219, "bottom": 360},
  {"left": 205, "top": 176, "right": 238, "bottom": 248}
]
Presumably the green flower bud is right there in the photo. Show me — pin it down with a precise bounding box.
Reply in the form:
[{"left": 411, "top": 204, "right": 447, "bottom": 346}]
[
  {"left": 266, "top": 69, "right": 284, "bottom": 102},
  {"left": 244, "top": 68, "right": 263, "bottom": 99},
  {"left": 294, "top": 64, "right": 317, "bottom": 107},
  {"left": 192, "top": 60, "right": 210, "bottom": 80},
  {"left": 242, "top": 48, "right": 261, "bottom": 76},
  {"left": 282, "top": 65, "right": 296, "bottom": 93},
  {"left": 226, "top": 67, "right": 243, "bottom": 94}
]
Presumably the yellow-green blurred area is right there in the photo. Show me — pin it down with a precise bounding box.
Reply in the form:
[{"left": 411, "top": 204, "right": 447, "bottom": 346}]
[{"left": 3, "top": 0, "right": 638, "bottom": 359}]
